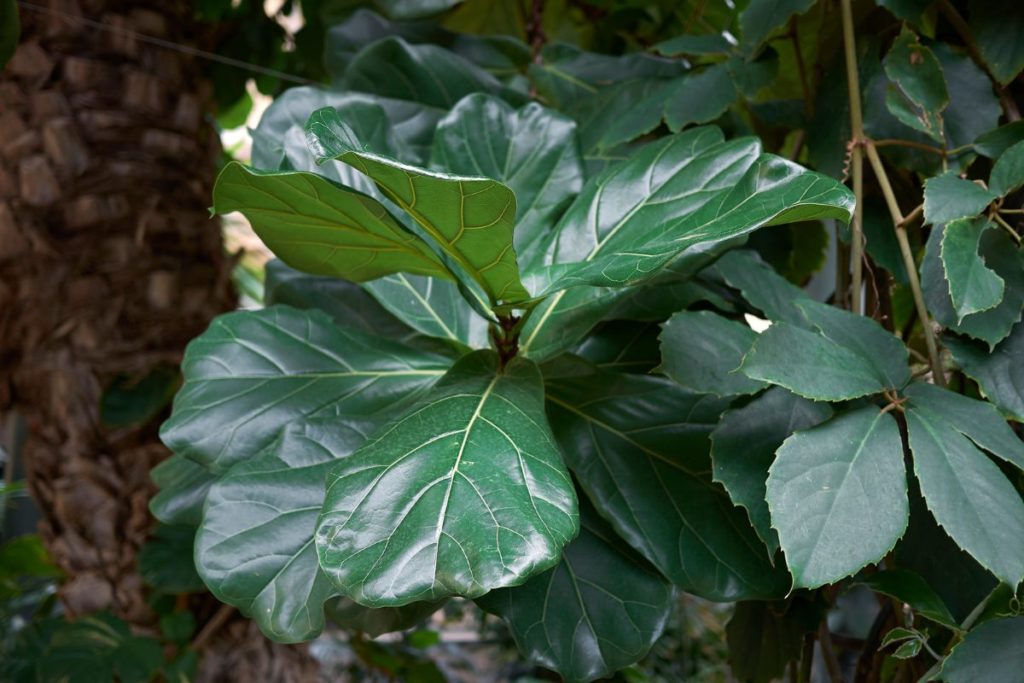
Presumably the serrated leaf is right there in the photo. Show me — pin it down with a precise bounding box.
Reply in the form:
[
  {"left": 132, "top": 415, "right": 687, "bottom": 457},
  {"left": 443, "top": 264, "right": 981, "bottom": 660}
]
[
  {"left": 881, "top": 626, "right": 920, "bottom": 647},
  {"left": 990, "top": 139, "right": 1024, "bottom": 197},
  {"left": 160, "top": 306, "right": 451, "bottom": 473},
  {"left": 316, "top": 351, "right": 578, "bottom": 606},
  {"left": 326, "top": 597, "right": 446, "bottom": 637},
  {"left": 213, "top": 162, "right": 451, "bottom": 283},
  {"left": 363, "top": 274, "right": 490, "bottom": 347},
  {"left": 968, "top": 0, "right": 1024, "bottom": 85},
  {"left": 705, "top": 249, "right": 811, "bottom": 324},
  {"left": 940, "top": 617, "right": 1024, "bottom": 681},
  {"left": 431, "top": 94, "right": 584, "bottom": 266},
  {"left": 922, "top": 222, "right": 1024, "bottom": 349},
  {"left": 138, "top": 524, "right": 205, "bottom": 594},
  {"left": 306, "top": 106, "right": 530, "bottom": 306},
  {"left": 891, "top": 638, "right": 923, "bottom": 659},
  {"left": 664, "top": 63, "right": 737, "bottom": 131},
  {"left": 658, "top": 311, "right": 766, "bottom": 396},
  {"left": 477, "top": 504, "right": 673, "bottom": 683},
  {"left": 712, "top": 387, "right": 833, "bottom": 554},
  {"left": 946, "top": 322, "right": 1024, "bottom": 422},
  {"left": 904, "top": 382, "right": 1024, "bottom": 471},
  {"left": 941, "top": 217, "right": 1005, "bottom": 321},
  {"left": 726, "top": 599, "right": 820, "bottom": 683},
  {"left": 883, "top": 28, "right": 949, "bottom": 143},
  {"left": 860, "top": 570, "right": 958, "bottom": 629},
  {"left": 545, "top": 362, "right": 790, "bottom": 601},
  {"left": 195, "top": 419, "right": 377, "bottom": 643},
  {"left": 885, "top": 85, "right": 945, "bottom": 143},
  {"left": 768, "top": 407, "right": 907, "bottom": 589},
  {"left": 905, "top": 406, "right": 1024, "bottom": 587},
  {"left": 517, "top": 286, "right": 629, "bottom": 362},
  {"left": 149, "top": 455, "right": 216, "bottom": 528},
  {"left": 739, "top": 0, "right": 816, "bottom": 52},
  {"left": 923, "top": 173, "right": 995, "bottom": 226}
]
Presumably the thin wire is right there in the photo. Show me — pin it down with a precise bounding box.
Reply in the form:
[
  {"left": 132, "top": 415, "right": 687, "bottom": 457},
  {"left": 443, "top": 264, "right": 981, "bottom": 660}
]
[{"left": 16, "top": 0, "right": 317, "bottom": 85}]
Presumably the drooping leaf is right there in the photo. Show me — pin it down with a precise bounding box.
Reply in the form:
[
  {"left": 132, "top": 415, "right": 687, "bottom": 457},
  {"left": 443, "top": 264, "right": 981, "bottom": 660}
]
[
  {"left": 711, "top": 387, "right": 834, "bottom": 554},
  {"left": 768, "top": 407, "right": 907, "bottom": 588},
  {"left": 326, "top": 597, "right": 446, "bottom": 637},
  {"left": 316, "top": 351, "right": 578, "bottom": 606},
  {"left": 905, "top": 406, "right": 1024, "bottom": 587},
  {"left": 922, "top": 222, "right": 1024, "bottom": 349},
  {"left": 664, "top": 63, "right": 737, "bottom": 132},
  {"left": 477, "top": 503, "right": 673, "bottom": 683},
  {"left": 940, "top": 616, "right": 1024, "bottom": 682},
  {"left": 306, "top": 106, "right": 531, "bottom": 306},
  {"left": 195, "top": 419, "right": 377, "bottom": 643},
  {"left": 545, "top": 360, "right": 790, "bottom": 601},
  {"left": 431, "top": 94, "right": 584, "bottom": 265},
  {"left": 903, "top": 382, "right": 1024, "bottom": 470},
  {"left": 941, "top": 217, "right": 1005, "bottom": 321},
  {"left": 739, "top": 0, "right": 816, "bottom": 52},
  {"left": 363, "top": 274, "right": 490, "bottom": 348},
  {"left": 968, "top": 0, "right": 1024, "bottom": 85},
  {"left": 213, "top": 163, "right": 452, "bottom": 283},
  {"left": 160, "top": 306, "right": 451, "bottom": 473},
  {"left": 858, "top": 569, "right": 958, "bottom": 629},
  {"left": 149, "top": 455, "right": 216, "bottom": 528},
  {"left": 922, "top": 173, "right": 995, "bottom": 226},
  {"left": 883, "top": 28, "right": 949, "bottom": 143},
  {"left": 726, "top": 599, "right": 820, "bottom": 683},
  {"left": 989, "top": 139, "right": 1024, "bottom": 197},
  {"left": 138, "top": 524, "right": 205, "bottom": 594},
  {"left": 658, "top": 311, "right": 766, "bottom": 396},
  {"left": 946, "top": 322, "right": 1024, "bottom": 421}
]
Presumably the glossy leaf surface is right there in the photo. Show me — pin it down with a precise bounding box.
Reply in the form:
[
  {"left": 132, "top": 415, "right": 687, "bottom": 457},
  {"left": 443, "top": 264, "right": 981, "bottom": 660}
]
[
  {"left": 363, "top": 274, "right": 489, "bottom": 348},
  {"left": 149, "top": 455, "right": 215, "bottom": 528},
  {"left": 316, "top": 351, "right": 578, "bottom": 606}
]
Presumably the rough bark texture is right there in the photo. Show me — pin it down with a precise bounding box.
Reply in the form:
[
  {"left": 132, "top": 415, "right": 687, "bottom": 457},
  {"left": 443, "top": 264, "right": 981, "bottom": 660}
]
[{"left": 0, "top": 2, "right": 317, "bottom": 679}]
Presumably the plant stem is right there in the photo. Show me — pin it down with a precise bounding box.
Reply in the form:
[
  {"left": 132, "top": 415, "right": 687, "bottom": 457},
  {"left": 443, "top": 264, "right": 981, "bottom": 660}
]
[
  {"left": 798, "top": 631, "right": 815, "bottom": 683},
  {"left": 840, "top": 0, "right": 864, "bottom": 315},
  {"left": 993, "top": 212, "right": 1023, "bottom": 243},
  {"left": 819, "top": 622, "right": 845, "bottom": 683},
  {"left": 191, "top": 603, "right": 235, "bottom": 651},
  {"left": 872, "top": 139, "right": 947, "bottom": 157},
  {"left": 864, "top": 141, "right": 946, "bottom": 386}
]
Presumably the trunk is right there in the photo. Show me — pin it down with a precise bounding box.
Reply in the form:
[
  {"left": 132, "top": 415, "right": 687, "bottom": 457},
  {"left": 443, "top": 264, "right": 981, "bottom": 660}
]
[{"left": 0, "top": 2, "right": 316, "bottom": 678}]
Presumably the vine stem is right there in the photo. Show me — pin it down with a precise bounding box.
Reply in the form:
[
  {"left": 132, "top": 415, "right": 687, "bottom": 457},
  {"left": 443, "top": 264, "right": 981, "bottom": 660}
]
[
  {"left": 840, "top": 0, "right": 864, "bottom": 314},
  {"left": 864, "top": 141, "right": 947, "bottom": 386}
]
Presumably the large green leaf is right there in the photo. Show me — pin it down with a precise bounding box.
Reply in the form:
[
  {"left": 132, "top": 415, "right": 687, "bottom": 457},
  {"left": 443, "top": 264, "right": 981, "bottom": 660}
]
[
  {"left": 767, "top": 407, "right": 908, "bottom": 589},
  {"left": 658, "top": 311, "right": 766, "bottom": 396},
  {"left": 940, "top": 616, "right": 1024, "bottom": 682},
  {"left": 477, "top": 504, "right": 673, "bottom": 683},
  {"left": 149, "top": 455, "right": 215, "bottom": 527},
  {"left": 858, "top": 569, "right": 957, "bottom": 629},
  {"left": 431, "top": 94, "right": 584, "bottom": 266},
  {"left": 990, "top": 139, "right": 1024, "bottom": 197},
  {"left": 923, "top": 173, "right": 995, "bottom": 226},
  {"left": 905, "top": 406, "right": 1024, "bottom": 587},
  {"left": 195, "top": 419, "right": 376, "bottom": 643},
  {"left": 711, "top": 387, "right": 833, "bottom": 554},
  {"left": 946, "top": 322, "right": 1024, "bottom": 421},
  {"left": 904, "top": 382, "right": 1024, "bottom": 470},
  {"left": 739, "top": 0, "right": 815, "bottom": 52},
  {"left": 213, "top": 163, "right": 451, "bottom": 283},
  {"left": 974, "top": 120, "right": 1024, "bottom": 159},
  {"left": 968, "top": 0, "right": 1024, "bottom": 85},
  {"left": 941, "top": 217, "right": 1005, "bottom": 321},
  {"left": 545, "top": 361, "right": 789, "bottom": 601},
  {"left": 306, "top": 106, "right": 531, "bottom": 305},
  {"left": 922, "top": 222, "right": 1024, "bottom": 349},
  {"left": 363, "top": 274, "right": 490, "bottom": 347},
  {"left": 664, "top": 63, "right": 737, "bottom": 132},
  {"left": 316, "top": 351, "right": 578, "bottom": 606},
  {"left": 160, "top": 306, "right": 451, "bottom": 473}
]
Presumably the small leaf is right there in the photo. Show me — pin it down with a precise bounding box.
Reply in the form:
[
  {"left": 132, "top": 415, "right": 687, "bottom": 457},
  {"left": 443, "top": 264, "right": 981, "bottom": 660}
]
[
  {"left": 664, "top": 63, "right": 737, "bottom": 131},
  {"left": 477, "top": 504, "right": 673, "bottom": 683},
  {"left": 574, "top": 320, "right": 662, "bottom": 374},
  {"left": 905, "top": 406, "right": 1024, "bottom": 587},
  {"left": 658, "top": 311, "right": 766, "bottom": 396},
  {"left": 881, "top": 626, "right": 921, "bottom": 647},
  {"left": 100, "top": 366, "right": 178, "bottom": 429},
  {"left": 138, "top": 524, "right": 205, "bottom": 594},
  {"left": 891, "top": 638, "right": 923, "bottom": 659},
  {"left": 160, "top": 306, "right": 451, "bottom": 473},
  {"left": 306, "top": 106, "right": 530, "bottom": 305},
  {"left": 941, "top": 217, "right": 1005, "bottom": 321},
  {"left": 940, "top": 616, "right": 1024, "bottom": 681},
  {"left": 38, "top": 615, "right": 164, "bottom": 683},
  {"left": 923, "top": 173, "right": 995, "bottom": 226},
  {"left": 946, "top": 322, "right": 1024, "bottom": 422},
  {"left": 989, "top": 139, "right": 1024, "bottom": 197},
  {"left": 712, "top": 387, "right": 834, "bottom": 554},
  {"left": 316, "top": 351, "right": 578, "bottom": 606},
  {"left": 885, "top": 85, "right": 944, "bottom": 143},
  {"left": 768, "top": 407, "right": 908, "bottom": 589},
  {"left": 861, "top": 570, "right": 958, "bottom": 629}
]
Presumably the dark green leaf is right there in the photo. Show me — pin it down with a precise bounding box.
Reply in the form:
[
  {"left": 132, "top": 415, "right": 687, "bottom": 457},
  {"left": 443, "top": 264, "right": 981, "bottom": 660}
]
[
  {"left": 877, "top": 0, "right": 933, "bottom": 23},
  {"left": 974, "top": 120, "right": 1024, "bottom": 159},
  {"left": 545, "top": 362, "right": 790, "bottom": 601},
  {"left": 1, "top": 0, "right": 19, "bottom": 71},
  {"left": 664, "top": 63, "right": 737, "bottom": 132},
  {"left": 767, "top": 407, "right": 908, "bottom": 588},
  {"left": 326, "top": 598, "right": 446, "bottom": 636},
  {"left": 160, "top": 306, "right": 451, "bottom": 472},
  {"left": 923, "top": 173, "right": 995, "bottom": 226},
  {"left": 859, "top": 569, "right": 957, "bottom": 629},
  {"left": 159, "top": 612, "right": 195, "bottom": 645},
  {"left": 940, "top": 616, "right": 1024, "bottom": 681},
  {"left": 517, "top": 286, "right": 629, "bottom": 362},
  {"left": 881, "top": 626, "right": 920, "bottom": 647},
  {"left": 316, "top": 351, "right": 578, "bottom": 606},
  {"left": 0, "top": 535, "right": 61, "bottom": 581},
  {"left": 38, "top": 614, "right": 164, "bottom": 683},
  {"left": 712, "top": 387, "right": 833, "bottom": 554},
  {"left": 905, "top": 406, "right": 1024, "bottom": 586},
  {"left": 100, "top": 366, "right": 178, "bottom": 429},
  {"left": 655, "top": 34, "right": 734, "bottom": 56},
  {"left": 477, "top": 504, "right": 673, "bottom": 683},
  {"left": 990, "top": 139, "right": 1024, "bottom": 197},
  {"left": 138, "top": 524, "right": 205, "bottom": 594},
  {"left": 573, "top": 320, "right": 662, "bottom": 373},
  {"left": 904, "top": 382, "right": 1024, "bottom": 470},
  {"left": 739, "top": 0, "right": 816, "bottom": 52},
  {"left": 946, "top": 322, "right": 1024, "bottom": 421},
  {"left": 704, "top": 249, "right": 811, "bottom": 324},
  {"left": 612, "top": 279, "right": 737, "bottom": 322},
  {"left": 883, "top": 28, "right": 949, "bottom": 143},
  {"left": 364, "top": 274, "right": 490, "bottom": 347},
  {"left": 149, "top": 455, "right": 216, "bottom": 527},
  {"left": 195, "top": 419, "right": 378, "bottom": 642},
  {"left": 726, "top": 599, "right": 820, "bottom": 683},
  {"left": 306, "top": 106, "right": 530, "bottom": 306},
  {"left": 968, "top": 0, "right": 1024, "bottom": 85},
  {"left": 941, "top": 217, "right": 1004, "bottom": 321},
  {"left": 891, "top": 638, "right": 923, "bottom": 659},
  {"left": 658, "top": 311, "right": 766, "bottom": 396}
]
